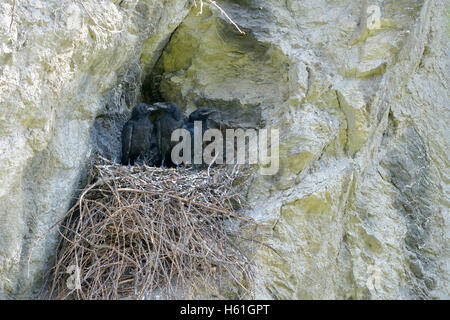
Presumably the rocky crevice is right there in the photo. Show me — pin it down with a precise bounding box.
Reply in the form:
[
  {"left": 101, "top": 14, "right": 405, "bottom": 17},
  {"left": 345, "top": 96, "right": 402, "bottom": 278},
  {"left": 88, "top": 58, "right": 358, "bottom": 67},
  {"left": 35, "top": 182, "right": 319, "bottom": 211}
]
[
  {"left": 0, "top": 0, "right": 448, "bottom": 299},
  {"left": 0, "top": 0, "right": 193, "bottom": 298}
]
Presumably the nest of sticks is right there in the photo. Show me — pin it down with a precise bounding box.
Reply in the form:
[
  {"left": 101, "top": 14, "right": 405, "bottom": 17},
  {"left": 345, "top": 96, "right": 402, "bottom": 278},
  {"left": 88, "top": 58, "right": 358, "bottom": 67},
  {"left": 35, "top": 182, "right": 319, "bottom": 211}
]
[{"left": 47, "top": 158, "right": 257, "bottom": 300}]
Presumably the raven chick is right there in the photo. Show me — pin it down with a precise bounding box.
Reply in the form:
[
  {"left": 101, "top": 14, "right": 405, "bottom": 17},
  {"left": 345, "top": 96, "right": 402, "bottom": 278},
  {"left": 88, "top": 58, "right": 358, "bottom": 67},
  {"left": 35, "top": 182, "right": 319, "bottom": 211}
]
[
  {"left": 152, "top": 102, "right": 184, "bottom": 167},
  {"left": 182, "top": 108, "right": 224, "bottom": 167},
  {"left": 121, "top": 103, "right": 155, "bottom": 166}
]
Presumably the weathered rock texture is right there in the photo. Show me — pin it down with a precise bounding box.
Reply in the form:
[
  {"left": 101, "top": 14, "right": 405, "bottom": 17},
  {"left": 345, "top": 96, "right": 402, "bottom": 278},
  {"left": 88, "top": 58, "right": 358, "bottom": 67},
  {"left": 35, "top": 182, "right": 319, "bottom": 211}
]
[
  {"left": 0, "top": 0, "right": 192, "bottom": 298},
  {"left": 0, "top": 0, "right": 448, "bottom": 299}
]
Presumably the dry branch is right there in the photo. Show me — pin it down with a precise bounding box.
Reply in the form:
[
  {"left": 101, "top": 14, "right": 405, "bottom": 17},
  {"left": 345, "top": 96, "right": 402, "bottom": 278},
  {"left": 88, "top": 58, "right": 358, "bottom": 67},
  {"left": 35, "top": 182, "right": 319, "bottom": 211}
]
[{"left": 196, "top": 0, "right": 246, "bottom": 34}]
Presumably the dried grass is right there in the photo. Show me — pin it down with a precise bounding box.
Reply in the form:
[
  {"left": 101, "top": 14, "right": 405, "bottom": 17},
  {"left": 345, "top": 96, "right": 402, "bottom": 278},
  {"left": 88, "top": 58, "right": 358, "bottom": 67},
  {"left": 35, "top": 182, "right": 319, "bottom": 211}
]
[{"left": 47, "top": 157, "right": 257, "bottom": 300}]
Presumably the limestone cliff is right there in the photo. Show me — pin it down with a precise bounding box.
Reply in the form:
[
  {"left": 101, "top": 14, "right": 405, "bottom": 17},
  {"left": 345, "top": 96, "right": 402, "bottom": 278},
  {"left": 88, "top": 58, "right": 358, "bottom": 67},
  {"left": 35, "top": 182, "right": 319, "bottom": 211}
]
[
  {"left": 0, "top": 0, "right": 192, "bottom": 298},
  {"left": 0, "top": 0, "right": 448, "bottom": 299}
]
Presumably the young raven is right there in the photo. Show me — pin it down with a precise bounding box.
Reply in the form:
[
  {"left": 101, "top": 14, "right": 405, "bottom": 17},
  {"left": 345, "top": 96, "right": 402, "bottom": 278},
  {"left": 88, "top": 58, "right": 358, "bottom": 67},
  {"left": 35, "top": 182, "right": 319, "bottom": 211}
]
[
  {"left": 187, "top": 108, "right": 221, "bottom": 131},
  {"left": 152, "top": 102, "right": 184, "bottom": 167},
  {"left": 182, "top": 108, "right": 224, "bottom": 166},
  {"left": 121, "top": 103, "right": 155, "bottom": 165}
]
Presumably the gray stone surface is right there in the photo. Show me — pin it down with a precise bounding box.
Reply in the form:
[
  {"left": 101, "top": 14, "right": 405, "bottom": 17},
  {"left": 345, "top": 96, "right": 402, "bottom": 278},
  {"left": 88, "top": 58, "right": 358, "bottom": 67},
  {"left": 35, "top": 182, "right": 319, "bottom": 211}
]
[
  {"left": 0, "top": 0, "right": 191, "bottom": 298},
  {"left": 0, "top": 0, "right": 448, "bottom": 299},
  {"left": 151, "top": 0, "right": 449, "bottom": 299}
]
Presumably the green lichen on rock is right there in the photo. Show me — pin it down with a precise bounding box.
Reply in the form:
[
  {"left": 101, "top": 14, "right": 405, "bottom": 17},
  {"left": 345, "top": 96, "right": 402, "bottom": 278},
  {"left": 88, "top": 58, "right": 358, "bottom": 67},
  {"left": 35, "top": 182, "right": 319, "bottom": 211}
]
[
  {"left": 0, "top": 0, "right": 448, "bottom": 300},
  {"left": 150, "top": 0, "right": 448, "bottom": 300}
]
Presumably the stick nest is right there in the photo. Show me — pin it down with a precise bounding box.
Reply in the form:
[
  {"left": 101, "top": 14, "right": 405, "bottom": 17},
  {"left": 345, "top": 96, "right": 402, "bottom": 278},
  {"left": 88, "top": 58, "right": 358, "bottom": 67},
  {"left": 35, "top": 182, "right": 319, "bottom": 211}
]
[{"left": 48, "top": 158, "right": 256, "bottom": 300}]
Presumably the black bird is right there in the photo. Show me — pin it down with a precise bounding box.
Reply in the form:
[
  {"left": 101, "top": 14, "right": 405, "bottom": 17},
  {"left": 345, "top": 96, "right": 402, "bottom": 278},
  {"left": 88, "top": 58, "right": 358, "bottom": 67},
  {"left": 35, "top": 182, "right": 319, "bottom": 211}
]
[
  {"left": 182, "top": 108, "right": 224, "bottom": 166},
  {"left": 152, "top": 102, "right": 184, "bottom": 167},
  {"left": 187, "top": 108, "right": 221, "bottom": 131},
  {"left": 183, "top": 107, "right": 262, "bottom": 167},
  {"left": 121, "top": 103, "right": 155, "bottom": 166},
  {"left": 185, "top": 107, "right": 221, "bottom": 149},
  {"left": 180, "top": 119, "right": 195, "bottom": 166},
  {"left": 148, "top": 129, "right": 161, "bottom": 166}
]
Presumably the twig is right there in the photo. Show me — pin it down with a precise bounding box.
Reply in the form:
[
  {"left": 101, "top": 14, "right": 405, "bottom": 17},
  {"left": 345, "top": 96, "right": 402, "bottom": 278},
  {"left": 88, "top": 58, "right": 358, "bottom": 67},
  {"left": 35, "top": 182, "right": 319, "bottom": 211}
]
[
  {"left": 44, "top": 158, "right": 257, "bottom": 300},
  {"left": 9, "top": 0, "right": 15, "bottom": 31},
  {"left": 207, "top": 152, "right": 219, "bottom": 176},
  {"left": 197, "top": 0, "right": 245, "bottom": 34}
]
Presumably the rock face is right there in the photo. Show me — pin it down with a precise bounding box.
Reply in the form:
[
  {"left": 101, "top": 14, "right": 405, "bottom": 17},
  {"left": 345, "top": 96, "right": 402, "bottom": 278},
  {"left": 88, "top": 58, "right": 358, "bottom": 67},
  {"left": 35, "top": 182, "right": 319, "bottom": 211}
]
[
  {"left": 0, "top": 0, "right": 192, "bottom": 298},
  {"left": 0, "top": 0, "right": 448, "bottom": 299}
]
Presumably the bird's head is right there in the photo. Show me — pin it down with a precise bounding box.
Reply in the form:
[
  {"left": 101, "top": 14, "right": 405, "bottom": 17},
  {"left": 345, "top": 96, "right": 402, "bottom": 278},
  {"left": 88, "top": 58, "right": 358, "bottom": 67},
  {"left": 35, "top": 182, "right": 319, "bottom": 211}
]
[
  {"left": 188, "top": 108, "right": 218, "bottom": 121},
  {"left": 131, "top": 103, "right": 154, "bottom": 119},
  {"left": 152, "top": 102, "right": 182, "bottom": 121},
  {"left": 152, "top": 102, "right": 178, "bottom": 113}
]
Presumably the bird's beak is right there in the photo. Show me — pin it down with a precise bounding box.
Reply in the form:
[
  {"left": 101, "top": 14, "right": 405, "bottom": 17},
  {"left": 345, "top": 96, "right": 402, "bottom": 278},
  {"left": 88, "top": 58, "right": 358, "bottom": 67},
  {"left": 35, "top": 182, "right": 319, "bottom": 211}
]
[
  {"left": 147, "top": 105, "right": 166, "bottom": 121},
  {"left": 152, "top": 102, "right": 169, "bottom": 110},
  {"left": 203, "top": 110, "right": 217, "bottom": 118}
]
